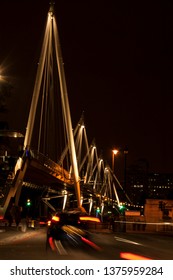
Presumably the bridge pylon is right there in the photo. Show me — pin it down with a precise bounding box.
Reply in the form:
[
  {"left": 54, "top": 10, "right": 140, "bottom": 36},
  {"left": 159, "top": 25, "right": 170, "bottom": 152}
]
[{"left": 23, "top": 3, "right": 85, "bottom": 212}]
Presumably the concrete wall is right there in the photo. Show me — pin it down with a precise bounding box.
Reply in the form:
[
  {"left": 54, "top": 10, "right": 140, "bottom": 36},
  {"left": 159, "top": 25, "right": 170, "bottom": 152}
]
[{"left": 144, "top": 199, "right": 173, "bottom": 232}]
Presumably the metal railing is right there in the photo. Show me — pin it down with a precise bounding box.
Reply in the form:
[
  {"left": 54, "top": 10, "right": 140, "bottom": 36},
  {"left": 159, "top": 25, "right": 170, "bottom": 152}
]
[{"left": 29, "top": 150, "right": 74, "bottom": 185}]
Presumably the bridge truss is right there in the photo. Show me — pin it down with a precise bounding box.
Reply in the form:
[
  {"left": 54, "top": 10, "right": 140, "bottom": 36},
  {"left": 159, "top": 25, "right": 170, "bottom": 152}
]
[{"left": 0, "top": 3, "right": 130, "bottom": 220}]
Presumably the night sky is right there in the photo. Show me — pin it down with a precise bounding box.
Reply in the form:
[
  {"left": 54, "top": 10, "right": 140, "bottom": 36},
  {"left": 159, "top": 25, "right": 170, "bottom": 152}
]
[{"left": 0, "top": 0, "right": 173, "bottom": 178}]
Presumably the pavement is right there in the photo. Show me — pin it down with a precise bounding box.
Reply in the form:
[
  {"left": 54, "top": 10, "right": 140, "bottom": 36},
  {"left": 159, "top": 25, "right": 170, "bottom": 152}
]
[
  {"left": 0, "top": 225, "right": 46, "bottom": 245},
  {"left": 0, "top": 223, "right": 113, "bottom": 243}
]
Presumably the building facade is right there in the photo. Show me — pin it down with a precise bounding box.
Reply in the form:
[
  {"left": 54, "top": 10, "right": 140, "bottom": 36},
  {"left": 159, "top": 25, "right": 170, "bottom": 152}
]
[{"left": 127, "top": 172, "right": 173, "bottom": 206}]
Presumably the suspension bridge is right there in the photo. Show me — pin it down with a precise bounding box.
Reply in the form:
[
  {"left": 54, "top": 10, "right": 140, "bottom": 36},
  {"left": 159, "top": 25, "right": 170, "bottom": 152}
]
[{"left": 0, "top": 3, "right": 130, "bottom": 220}]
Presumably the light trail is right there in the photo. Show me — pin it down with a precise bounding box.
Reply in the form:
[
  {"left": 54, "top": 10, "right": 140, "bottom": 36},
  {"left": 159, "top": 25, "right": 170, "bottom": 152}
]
[
  {"left": 114, "top": 236, "right": 142, "bottom": 246},
  {"left": 120, "top": 252, "right": 152, "bottom": 260},
  {"left": 54, "top": 240, "right": 68, "bottom": 255}
]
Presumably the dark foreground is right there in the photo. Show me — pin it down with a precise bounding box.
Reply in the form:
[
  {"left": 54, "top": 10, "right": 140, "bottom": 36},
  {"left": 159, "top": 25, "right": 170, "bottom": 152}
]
[{"left": 0, "top": 226, "right": 173, "bottom": 260}]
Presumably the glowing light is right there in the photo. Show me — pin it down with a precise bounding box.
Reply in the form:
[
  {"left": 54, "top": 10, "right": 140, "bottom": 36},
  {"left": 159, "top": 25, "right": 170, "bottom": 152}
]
[
  {"left": 26, "top": 199, "right": 31, "bottom": 206},
  {"left": 120, "top": 252, "right": 152, "bottom": 260},
  {"left": 112, "top": 149, "right": 119, "bottom": 155},
  {"left": 79, "top": 216, "right": 100, "bottom": 223},
  {"left": 0, "top": 67, "right": 4, "bottom": 81},
  {"left": 39, "top": 221, "right": 46, "bottom": 225},
  {"left": 52, "top": 216, "right": 60, "bottom": 222},
  {"left": 114, "top": 236, "right": 142, "bottom": 245},
  {"left": 62, "top": 225, "right": 85, "bottom": 236},
  {"left": 0, "top": 63, "right": 9, "bottom": 82},
  {"left": 48, "top": 237, "right": 56, "bottom": 251},
  {"left": 81, "top": 237, "right": 102, "bottom": 251}
]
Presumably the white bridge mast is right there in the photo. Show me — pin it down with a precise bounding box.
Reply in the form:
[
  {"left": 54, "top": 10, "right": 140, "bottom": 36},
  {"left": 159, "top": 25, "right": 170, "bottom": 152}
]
[{"left": 24, "top": 2, "right": 85, "bottom": 212}]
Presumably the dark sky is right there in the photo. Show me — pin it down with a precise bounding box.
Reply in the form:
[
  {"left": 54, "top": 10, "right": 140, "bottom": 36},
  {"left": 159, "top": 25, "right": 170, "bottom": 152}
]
[{"left": 0, "top": 0, "right": 173, "bottom": 177}]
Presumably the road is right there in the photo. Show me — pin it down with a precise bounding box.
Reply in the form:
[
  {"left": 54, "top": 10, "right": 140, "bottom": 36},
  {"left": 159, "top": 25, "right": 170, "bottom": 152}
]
[{"left": 0, "top": 226, "right": 173, "bottom": 260}]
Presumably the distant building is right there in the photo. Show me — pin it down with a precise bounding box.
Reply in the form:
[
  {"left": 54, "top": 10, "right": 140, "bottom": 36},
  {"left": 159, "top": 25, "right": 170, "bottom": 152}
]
[
  {"left": 126, "top": 172, "right": 173, "bottom": 205},
  {"left": 0, "top": 129, "right": 24, "bottom": 178}
]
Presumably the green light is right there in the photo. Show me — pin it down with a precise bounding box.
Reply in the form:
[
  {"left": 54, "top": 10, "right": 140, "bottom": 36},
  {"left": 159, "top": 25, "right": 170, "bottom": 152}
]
[
  {"left": 119, "top": 205, "right": 126, "bottom": 213},
  {"left": 26, "top": 199, "right": 31, "bottom": 207}
]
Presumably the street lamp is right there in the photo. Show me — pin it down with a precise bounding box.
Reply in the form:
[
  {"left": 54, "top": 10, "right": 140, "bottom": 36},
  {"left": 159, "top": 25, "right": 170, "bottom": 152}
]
[
  {"left": 124, "top": 147, "right": 128, "bottom": 191},
  {"left": 112, "top": 149, "right": 119, "bottom": 173}
]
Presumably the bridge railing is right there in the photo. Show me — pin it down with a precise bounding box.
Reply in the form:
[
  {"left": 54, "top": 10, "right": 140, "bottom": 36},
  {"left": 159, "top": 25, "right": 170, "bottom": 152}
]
[{"left": 30, "top": 150, "right": 74, "bottom": 184}]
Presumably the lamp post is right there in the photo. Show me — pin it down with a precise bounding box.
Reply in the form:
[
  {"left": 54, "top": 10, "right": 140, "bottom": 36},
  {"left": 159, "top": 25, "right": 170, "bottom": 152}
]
[
  {"left": 124, "top": 147, "right": 128, "bottom": 191},
  {"left": 112, "top": 149, "right": 119, "bottom": 173},
  {"left": 111, "top": 149, "right": 119, "bottom": 212}
]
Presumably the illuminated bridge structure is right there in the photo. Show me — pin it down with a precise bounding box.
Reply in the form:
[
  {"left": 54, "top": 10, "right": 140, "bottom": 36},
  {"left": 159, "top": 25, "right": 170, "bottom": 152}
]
[{"left": 0, "top": 3, "right": 129, "bottom": 219}]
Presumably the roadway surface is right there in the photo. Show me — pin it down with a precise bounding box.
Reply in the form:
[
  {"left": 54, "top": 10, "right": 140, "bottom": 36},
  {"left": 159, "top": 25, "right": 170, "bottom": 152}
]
[{"left": 0, "top": 226, "right": 173, "bottom": 260}]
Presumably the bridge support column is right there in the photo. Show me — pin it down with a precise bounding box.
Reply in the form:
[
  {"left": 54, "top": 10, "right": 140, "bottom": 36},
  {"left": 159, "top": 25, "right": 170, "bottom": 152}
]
[
  {"left": 62, "top": 190, "right": 68, "bottom": 211},
  {"left": 80, "top": 195, "right": 83, "bottom": 206},
  {"left": 101, "top": 201, "right": 104, "bottom": 222},
  {"left": 89, "top": 198, "right": 93, "bottom": 215},
  {"left": 14, "top": 158, "right": 29, "bottom": 207},
  {"left": 14, "top": 184, "right": 22, "bottom": 207}
]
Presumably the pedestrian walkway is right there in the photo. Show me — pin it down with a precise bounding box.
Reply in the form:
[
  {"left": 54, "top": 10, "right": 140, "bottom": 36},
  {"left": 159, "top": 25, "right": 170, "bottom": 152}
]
[{"left": 0, "top": 225, "right": 45, "bottom": 245}]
